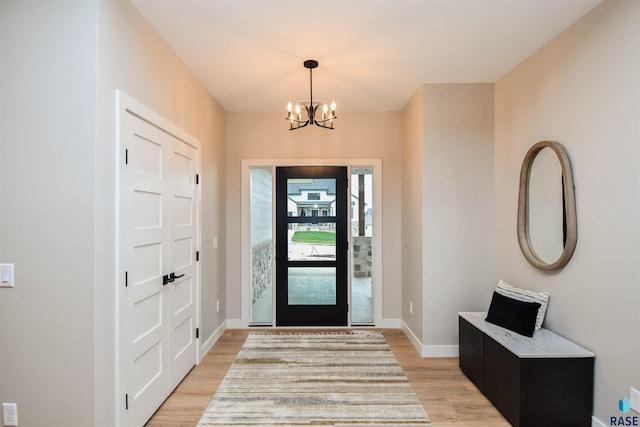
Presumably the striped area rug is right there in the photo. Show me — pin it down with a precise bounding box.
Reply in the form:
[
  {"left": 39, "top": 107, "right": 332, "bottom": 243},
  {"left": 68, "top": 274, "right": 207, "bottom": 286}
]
[{"left": 197, "top": 331, "right": 431, "bottom": 426}]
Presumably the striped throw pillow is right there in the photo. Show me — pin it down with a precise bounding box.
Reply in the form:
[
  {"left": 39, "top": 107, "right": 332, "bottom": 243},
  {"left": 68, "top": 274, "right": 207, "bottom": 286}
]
[{"left": 495, "top": 279, "right": 549, "bottom": 330}]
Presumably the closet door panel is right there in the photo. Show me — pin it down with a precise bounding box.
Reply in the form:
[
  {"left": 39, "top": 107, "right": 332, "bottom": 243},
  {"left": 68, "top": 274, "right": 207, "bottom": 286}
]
[
  {"left": 119, "top": 104, "right": 200, "bottom": 426},
  {"left": 120, "top": 114, "right": 171, "bottom": 427},
  {"left": 167, "top": 137, "right": 198, "bottom": 391}
]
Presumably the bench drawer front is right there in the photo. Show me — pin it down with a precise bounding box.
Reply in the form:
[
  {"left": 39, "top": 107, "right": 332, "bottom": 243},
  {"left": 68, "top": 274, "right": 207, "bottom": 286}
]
[
  {"left": 520, "top": 358, "right": 594, "bottom": 427},
  {"left": 459, "top": 316, "right": 485, "bottom": 391},
  {"left": 484, "top": 336, "right": 521, "bottom": 426}
]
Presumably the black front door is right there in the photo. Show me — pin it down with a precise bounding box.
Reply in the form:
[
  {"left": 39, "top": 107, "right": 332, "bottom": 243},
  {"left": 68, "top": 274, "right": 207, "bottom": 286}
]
[{"left": 275, "top": 166, "right": 348, "bottom": 326}]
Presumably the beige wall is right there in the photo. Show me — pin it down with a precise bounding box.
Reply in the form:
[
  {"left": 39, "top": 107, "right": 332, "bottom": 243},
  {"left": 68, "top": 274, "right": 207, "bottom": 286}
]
[
  {"left": 422, "top": 84, "right": 495, "bottom": 348},
  {"left": 1, "top": 1, "right": 225, "bottom": 426},
  {"left": 96, "top": 1, "right": 226, "bottom": 425},
  {"left": 401, "top": 84, "right": 495, "bottom": 352},
  {"left": 0, "top": 2, "right": 97, "bottom": 426},
  {"left": 225, "top": 112, "right": 402, "bottom": 321},
  {"left": 401, "top": 88, "right": 425, "bottom": 338},
  {"left": 495, "top": 0, "right": 640, "bottom": 422}
]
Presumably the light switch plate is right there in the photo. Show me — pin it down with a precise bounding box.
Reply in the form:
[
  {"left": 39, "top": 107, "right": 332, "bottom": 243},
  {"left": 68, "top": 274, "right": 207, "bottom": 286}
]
[
  {"left": 0, "top": 264, "right": 14, "bottom": 288},
  {"left": 2, "top": 402, "right": 18, "bottom": 426},
  {"left": 630, "top": 387, "right": 640, "bottom": 413}
]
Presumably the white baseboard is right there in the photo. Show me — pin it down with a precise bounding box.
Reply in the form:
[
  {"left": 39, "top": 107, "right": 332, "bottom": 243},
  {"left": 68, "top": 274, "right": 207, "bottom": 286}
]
[
  {"left": 226, "top": 318, "right": 244, "bottom": 329},
  {"left": 221, "top": 317, "right": 458, "bottom": 358},
  {"left": 592, "top": 416, "right": 606, "bottom": 427},
  {"left": 224, "top": 318, "right": 402, "bottom": 329},
  {"left": 401, "top": 321, "right": 423, "bottom": 354},
  {"left": 381, "top": 318, "right": 401, "bottom": 328},
  {"left": 198, "top": 320, "right": 227, "bottom": 362},
  {"left": 209, "top": 318, "right": 457, "bottom": 357},
  {"left": 423, "top": 344, "right": 458, "bottom": 358},
  {"left": 400, "top": 321, "right": 459, "bottom": 358}
]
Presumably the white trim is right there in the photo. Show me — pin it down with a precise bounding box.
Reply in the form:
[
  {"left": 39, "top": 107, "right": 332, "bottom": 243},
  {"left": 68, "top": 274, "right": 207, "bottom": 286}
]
[
  {"left": 401, "top": 321, "right": 459, "bottom": 358},
  {"left": 199, "top": 321, "right": 227, "bottom": 362},
  {"left": 240, "top": 163, "right": 251, "bottom": 327},
  {"left": 369, "top": 163, "right": 383, "bottom": 329},
  {"left": 114, "top": 91, "right": 124, "bottom": 427},
  {"left": 401, "top": 321, "right": 423, "bottom": 355},
  {"left": 241, "top": 159, "right": 383, "bottom": 328},
  {"left": 381, "top": 318, "right": 402, "bottom": 328},
  {"left": 591, "top": 416, "right": 607, "bottom": 427},
  {"left": 226, "top": 319, "right": 244, "bottom": 329},
  {"left": 224, "top": 319, "right": 403, "bottom": 330},
  {"left": 423, "top": 345, "right": 459, "bottom": 358}
]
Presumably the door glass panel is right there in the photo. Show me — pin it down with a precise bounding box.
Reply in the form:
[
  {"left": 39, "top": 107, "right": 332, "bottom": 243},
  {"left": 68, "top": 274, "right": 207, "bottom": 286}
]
[
  {"left": 288, "top": 267, "right": 336, "bottom": 305},
  {"left": 351, "top": 167, "right": 374, "bottom": 324},
  {"left": 288, "top": 222, "right": 336, "bottom": 261},
  {"left": 286, "top": 178, "right": 336, "bottom": 217},
  {"left": 250, "top": 168, "right": 273, "bottom": 324}
]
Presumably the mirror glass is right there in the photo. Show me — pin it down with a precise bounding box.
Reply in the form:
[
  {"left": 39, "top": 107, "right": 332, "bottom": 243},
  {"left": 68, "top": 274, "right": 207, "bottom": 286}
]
[
  {"left": 528, "top": 147, "right": 564, "bottom": 264},
  {"left": 517, "top": 141, "right": 577, "bottom": 271}
]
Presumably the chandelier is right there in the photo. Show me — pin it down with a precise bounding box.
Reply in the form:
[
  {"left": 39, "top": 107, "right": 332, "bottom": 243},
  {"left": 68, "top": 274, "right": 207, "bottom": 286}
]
[{"left": 286, "top": 59, "right": 337, "bottom": 130}]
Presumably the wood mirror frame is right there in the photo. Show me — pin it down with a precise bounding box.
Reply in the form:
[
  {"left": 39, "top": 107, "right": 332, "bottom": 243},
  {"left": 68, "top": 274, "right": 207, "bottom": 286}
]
[{"left": 517, "top": 141, "right": 577, "bottom": 270}]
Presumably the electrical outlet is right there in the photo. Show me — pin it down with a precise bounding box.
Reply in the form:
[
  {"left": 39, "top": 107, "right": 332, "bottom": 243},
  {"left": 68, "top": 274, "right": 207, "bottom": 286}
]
[
  {"left": 409, "top": 301, "right": 413, "bottom": 315},
  {"left": 631, "top": 387, "right": 640, "bottom": 413},
  {"left": 2, "top": 402, "right": 18, "bottom": 427},
  {"left": 216, "top": 300, "right": 220, "bottom": 313}
]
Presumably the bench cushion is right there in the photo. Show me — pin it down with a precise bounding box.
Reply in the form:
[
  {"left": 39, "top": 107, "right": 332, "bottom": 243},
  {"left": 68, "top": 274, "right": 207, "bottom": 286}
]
[
  {"left": 486, "top": 291, "right": 541, "bottom": 337},
  {"left": 496, "top": 279, "right": 549, "bottom": 330}
]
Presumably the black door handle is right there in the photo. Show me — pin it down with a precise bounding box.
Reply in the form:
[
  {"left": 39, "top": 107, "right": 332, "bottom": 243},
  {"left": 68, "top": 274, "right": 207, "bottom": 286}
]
[
  {"left": 170, "top": 273, "right": 185, "bottom": 280},
  {"left": 163, "top": 274, "right": 174, "bottom": 286}
]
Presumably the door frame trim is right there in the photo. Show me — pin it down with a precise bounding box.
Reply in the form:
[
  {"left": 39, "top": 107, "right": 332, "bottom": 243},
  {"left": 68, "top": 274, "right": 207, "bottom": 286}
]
[
  {"left": 115, "top": 91, "right": 202, "bottom": 426},
  {"left": 240, "top": 159, "right": 383, "bottom": 328}
]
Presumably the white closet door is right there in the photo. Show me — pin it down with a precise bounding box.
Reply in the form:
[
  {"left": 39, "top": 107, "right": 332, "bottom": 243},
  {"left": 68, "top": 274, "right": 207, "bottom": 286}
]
[
  {"left": 167, "top": 140, "right": 198, "bottom": 390},
  {"left": 121, "top": 115, "right": 171, "bottom": 427},
  {"left": 119, "top": 106, "right": 199, "bottom": 427}
]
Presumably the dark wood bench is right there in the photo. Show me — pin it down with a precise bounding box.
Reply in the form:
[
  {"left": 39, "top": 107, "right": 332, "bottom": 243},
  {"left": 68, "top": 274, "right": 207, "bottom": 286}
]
[{"left": 459, "top": 312, "right": 594, "bottom": 427}]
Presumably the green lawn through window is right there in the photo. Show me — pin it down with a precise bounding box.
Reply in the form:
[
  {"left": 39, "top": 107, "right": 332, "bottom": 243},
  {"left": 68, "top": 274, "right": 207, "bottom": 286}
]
[{"left": 291, "top": 231, "right": 336, "bottom": 244}]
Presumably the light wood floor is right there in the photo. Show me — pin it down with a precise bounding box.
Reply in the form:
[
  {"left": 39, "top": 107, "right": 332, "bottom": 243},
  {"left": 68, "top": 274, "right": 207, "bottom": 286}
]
[{"left": 145, "top": 329, "right": 509, "bottom": 427}]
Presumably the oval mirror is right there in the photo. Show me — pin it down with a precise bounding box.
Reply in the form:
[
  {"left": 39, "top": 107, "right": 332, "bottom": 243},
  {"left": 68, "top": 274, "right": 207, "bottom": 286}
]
[{"left": 517, "top": 141, "right": 577, "bottom": 270}]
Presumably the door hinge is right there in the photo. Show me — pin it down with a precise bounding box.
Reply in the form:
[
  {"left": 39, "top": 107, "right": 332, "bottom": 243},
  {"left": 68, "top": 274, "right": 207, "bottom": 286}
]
[
  {"left": 125, "top": 149, "right": 128, "bottom": 165},
  {"left": 196, "top": 251, "right": 200, "bottom": 262},
  {"left": 196, "top": 328, "right": 200, "bottom": 339},
  {"left": 196, "top": 174, "right": 199, "bottom": 184},
  {"left": 125, "top": 271, "right": 128, "bottom": 287},
  {"left": 125, "top": 393, "right": 129, "bottom": 410}
]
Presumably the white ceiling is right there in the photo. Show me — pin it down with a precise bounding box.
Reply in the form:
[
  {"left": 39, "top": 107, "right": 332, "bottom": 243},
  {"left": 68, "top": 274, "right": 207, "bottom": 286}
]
[{"left": 130, "top": 0, "right": 603, "bottom": 112}]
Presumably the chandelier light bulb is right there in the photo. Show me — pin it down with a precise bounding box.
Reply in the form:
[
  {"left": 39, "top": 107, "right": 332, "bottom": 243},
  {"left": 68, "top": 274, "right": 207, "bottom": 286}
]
[
  {"left": 323, "top": 104, "right": 329, "bottom": 114},
  {"left": 287, "top": 101, "right": 292, "bottom": 112},
  {"left": 331, "top": 100, "right": 336, "bottom": 111}
]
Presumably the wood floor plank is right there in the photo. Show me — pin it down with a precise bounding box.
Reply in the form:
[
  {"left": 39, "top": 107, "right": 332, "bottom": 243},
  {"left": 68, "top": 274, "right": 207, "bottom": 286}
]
[{"left": 145, "top": 329, "right": 509, "bottom": 427}]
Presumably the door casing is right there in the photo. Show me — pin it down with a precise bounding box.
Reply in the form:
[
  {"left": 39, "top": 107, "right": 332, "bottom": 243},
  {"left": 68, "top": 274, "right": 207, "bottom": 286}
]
[{"left": 239, "top": 159, "right": 383, "bottom": 328}]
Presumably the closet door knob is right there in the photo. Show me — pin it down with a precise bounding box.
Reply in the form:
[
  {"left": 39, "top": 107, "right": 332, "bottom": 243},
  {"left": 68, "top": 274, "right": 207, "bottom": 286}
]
[{"left": 163, "top": 274, "right": 174, "bottom": 286}]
